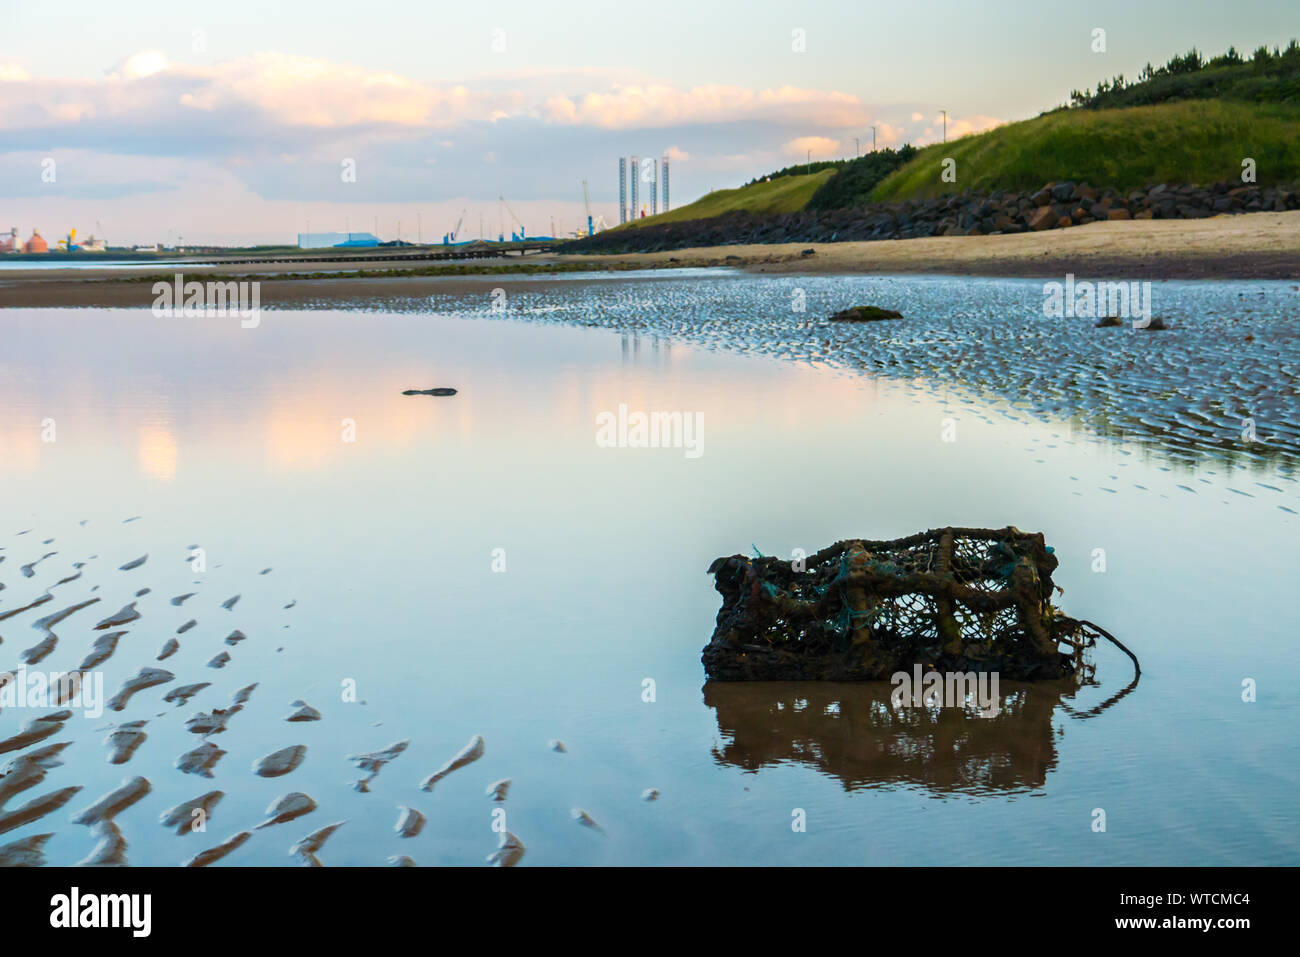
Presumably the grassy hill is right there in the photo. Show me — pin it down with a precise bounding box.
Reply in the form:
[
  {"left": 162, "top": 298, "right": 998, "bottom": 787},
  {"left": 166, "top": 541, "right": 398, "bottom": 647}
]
[
  {"left": 615, "top": 168, "right": 835, "bottom": 230},
  {"left": 593, "top": 40, "right": 1300, "bottom": 237},
  {"left": 871, "top": 99, "right": 1300, "bottom": 201}
]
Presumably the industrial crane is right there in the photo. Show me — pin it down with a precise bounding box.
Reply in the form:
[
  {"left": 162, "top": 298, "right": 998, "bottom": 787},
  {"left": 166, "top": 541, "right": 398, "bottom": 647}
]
[
  {"left": 582, "top": 181, "right": 593, "bottom": 237},
  {"left": 443, "top": 208, "right": 466, "bottom": 245},
  {"left": 499, "top": 196, "right": 525, "bottom": 242}
]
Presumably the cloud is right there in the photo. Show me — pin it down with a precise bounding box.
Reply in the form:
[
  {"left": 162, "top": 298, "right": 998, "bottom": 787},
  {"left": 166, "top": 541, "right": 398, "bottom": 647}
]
[
  {"left": 542, "top": 84, "right": 870, "bottom": 129},
  {"left": 663, "top": 145, "right": 690, "bottom": 162},
  {"left": 941, "top": 114, "right": 1004, "bottom": 139},
  {"left": 783, "top": 136, "right": 842, "bottom": 160},
  {"left": 122, "top": 51, "right": 169, "bottom": 80},
  {"left": 869, "top": 122, "right": 908, "bottom": 147},
  {"left": 0, "top": 52, "right": 521, "bottom": 138}
]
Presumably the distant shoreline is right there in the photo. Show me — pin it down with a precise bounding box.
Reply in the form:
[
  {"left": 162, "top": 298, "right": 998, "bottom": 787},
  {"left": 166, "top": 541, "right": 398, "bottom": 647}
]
[{"left": 1, "top": 212, "right": 1295, "bottom": 308}]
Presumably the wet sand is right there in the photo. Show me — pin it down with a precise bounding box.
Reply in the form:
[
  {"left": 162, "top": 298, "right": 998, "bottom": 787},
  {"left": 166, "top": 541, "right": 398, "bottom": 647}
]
[{"left": 0, "top": 212, "right": 1295, "bottom": 310}]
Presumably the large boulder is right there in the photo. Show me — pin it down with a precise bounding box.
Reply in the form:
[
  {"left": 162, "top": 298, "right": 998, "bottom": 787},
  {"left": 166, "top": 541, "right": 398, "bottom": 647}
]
[
  {"left": 1050, "top": 181, "right": 1077, "bottom": 202},
  {"left": 1028, "top": 206, "right": 1057, "bottom": 231}
]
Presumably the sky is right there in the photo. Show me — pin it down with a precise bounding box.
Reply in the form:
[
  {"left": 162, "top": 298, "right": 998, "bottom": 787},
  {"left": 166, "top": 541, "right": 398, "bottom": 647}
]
[{"left": 0, "top": 0, "right": 1293, "bottom": 245}]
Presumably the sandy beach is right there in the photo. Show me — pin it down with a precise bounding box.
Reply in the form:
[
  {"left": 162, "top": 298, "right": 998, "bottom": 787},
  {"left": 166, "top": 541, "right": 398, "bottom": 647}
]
[{"left": 1, "top": 212, "right": 1295, "bottom": 309}]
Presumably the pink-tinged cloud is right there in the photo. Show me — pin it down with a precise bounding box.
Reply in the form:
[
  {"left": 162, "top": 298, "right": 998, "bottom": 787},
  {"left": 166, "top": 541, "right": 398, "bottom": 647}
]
[
  {"left": 783, "top": 136, "right": 843, "bottom": 160},
  {"left": 543, "top": 84, "right": 871, "bottom": 129},
  {"left": 0, "top": 52, "right": 522, "bottom": 133}
]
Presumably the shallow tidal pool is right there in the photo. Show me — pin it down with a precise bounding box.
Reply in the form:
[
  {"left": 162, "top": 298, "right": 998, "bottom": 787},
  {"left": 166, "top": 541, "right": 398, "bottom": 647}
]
[{"left": 1, "top": 272, "right": 1297, "bottom": 865}]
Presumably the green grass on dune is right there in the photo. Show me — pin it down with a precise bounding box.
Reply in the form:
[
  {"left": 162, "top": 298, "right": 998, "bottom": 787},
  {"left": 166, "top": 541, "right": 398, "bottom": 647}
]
[
  {"left": 872, "top": 100, "right": 1300, "bottom": 201},
  {"left": 614, "top": 169, "right": 836, "bottom": 230}
]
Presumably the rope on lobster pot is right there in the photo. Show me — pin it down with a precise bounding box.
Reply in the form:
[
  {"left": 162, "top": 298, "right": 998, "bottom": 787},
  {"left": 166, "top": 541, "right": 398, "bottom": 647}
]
[{"left": 1073, "top": 618, "right": 1141, "bottom": 679}]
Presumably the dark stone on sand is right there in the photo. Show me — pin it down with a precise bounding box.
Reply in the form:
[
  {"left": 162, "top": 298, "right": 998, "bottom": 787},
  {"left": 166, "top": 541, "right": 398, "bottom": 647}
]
[
  {"left": 401, "top": 388, "right": 458, "bottom": 396},
  {"left": 829, "top": 305, "right": 904, "bottom": 322}
]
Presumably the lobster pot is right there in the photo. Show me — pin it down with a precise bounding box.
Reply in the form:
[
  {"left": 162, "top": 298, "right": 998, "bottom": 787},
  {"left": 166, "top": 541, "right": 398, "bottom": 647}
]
[{"left": 702, "top": 527, "right": 1077, "bottom": 681}]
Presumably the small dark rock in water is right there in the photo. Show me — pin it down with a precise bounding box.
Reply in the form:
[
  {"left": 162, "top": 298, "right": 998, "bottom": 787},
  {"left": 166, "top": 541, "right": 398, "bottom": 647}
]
[
  {"left": 170, "top": 593, "right": 196, "bottom": 606},
  {"left": 157, "top": 638, "right": 179, "bottom": 661},
  {"left": 549, "top": 739, "right": 567, "bottom": 753},
  {"left": 175, "top": 741, "right": 226, "bottom": 777},
  {"left": 225, "top": 629, "right": 246, "bottom": 646},
  {"left": 221, "top": 595, "right": 240, "bottom": 611},
  {"left": 160, "top": 791, "right": 224, "bottom": 835},
  {"left": 290, "top": 821, "right": 345, "bottom": 866},
  {"left": 1138, "top": 317, "right": 1170, "bottom": 330},
  {"left": 256, "top": 792, "right": 317, "bottom": 829},
  {"left": 486, "top": 778, "right": 511, "bottom": 802},
  {"left": 401, "top": 387, "right": 458, "bottom": 396},
  {"left": 186, "top": 705, "right": 242, "bottom": 735},
  {"left": 177, "top": 619, "right": 197, "bottom": 634},
  {"left": 1095, "top": 315, "right": 1123, "bottom": 328},
  {"left": 254, "top": 744, "right": 307, "bottom": 778},
  {"left": 119, "top": 554, "right": 148, "bottom": 571},
  {"left": 286, "top": 700, "right": 321, "bottom": 722},
  {"left": 642, "top": 788, "right": 660, "bottom": 802},
  {"left": 829, "top": 305, "right": 904, "bottom": 322},
  {"left": 571, "top": 808, "right": 605, "bottom": 834},
  {"left": 207, "top": 651, "right": 231, "bottom": 669},
  {"left": 394, "top": 806, "right": 425, "bottom": 838},
  {"left": 164, "top": 682, "right": 211, "bottom": 707},
  {"left": 388, "top": 854, "right": 417, "bottom": 867}
]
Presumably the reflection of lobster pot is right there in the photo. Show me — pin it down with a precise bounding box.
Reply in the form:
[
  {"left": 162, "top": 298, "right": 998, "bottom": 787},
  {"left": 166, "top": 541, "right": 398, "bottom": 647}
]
[{"left": 704, "top": 680, "right": 1063, "bottom": 794}]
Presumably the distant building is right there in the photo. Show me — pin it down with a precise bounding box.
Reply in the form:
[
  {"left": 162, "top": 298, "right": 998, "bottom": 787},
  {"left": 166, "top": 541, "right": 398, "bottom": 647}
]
[
  {"left": 0, "top": 228, "right": 18, "bottom": 253},
  {"left": 297, "top": 231, "right": 380, "bottom": 249},
  {"left": 24, "top": 229, "right": 48, "bottom": 254}
]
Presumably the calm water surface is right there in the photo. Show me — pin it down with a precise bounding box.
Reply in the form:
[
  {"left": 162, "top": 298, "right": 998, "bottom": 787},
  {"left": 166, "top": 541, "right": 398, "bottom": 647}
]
[{"left": 1, "top": 273, "right": 1296, "bottom": 865}]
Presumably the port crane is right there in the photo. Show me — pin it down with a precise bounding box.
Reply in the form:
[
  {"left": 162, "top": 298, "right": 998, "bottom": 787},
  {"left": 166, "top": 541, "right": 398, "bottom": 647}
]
[
  {"left": 500, "top": 196, "right": 526, "bottom": 242},
  {"left": 443, "top": 208, "right": 467, "bottom": 245}
]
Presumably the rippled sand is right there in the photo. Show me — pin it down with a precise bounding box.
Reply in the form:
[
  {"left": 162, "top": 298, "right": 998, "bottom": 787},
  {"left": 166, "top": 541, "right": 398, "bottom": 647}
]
[{"left": 418, "top": 275, "right": 1299, "bottom": 466}]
